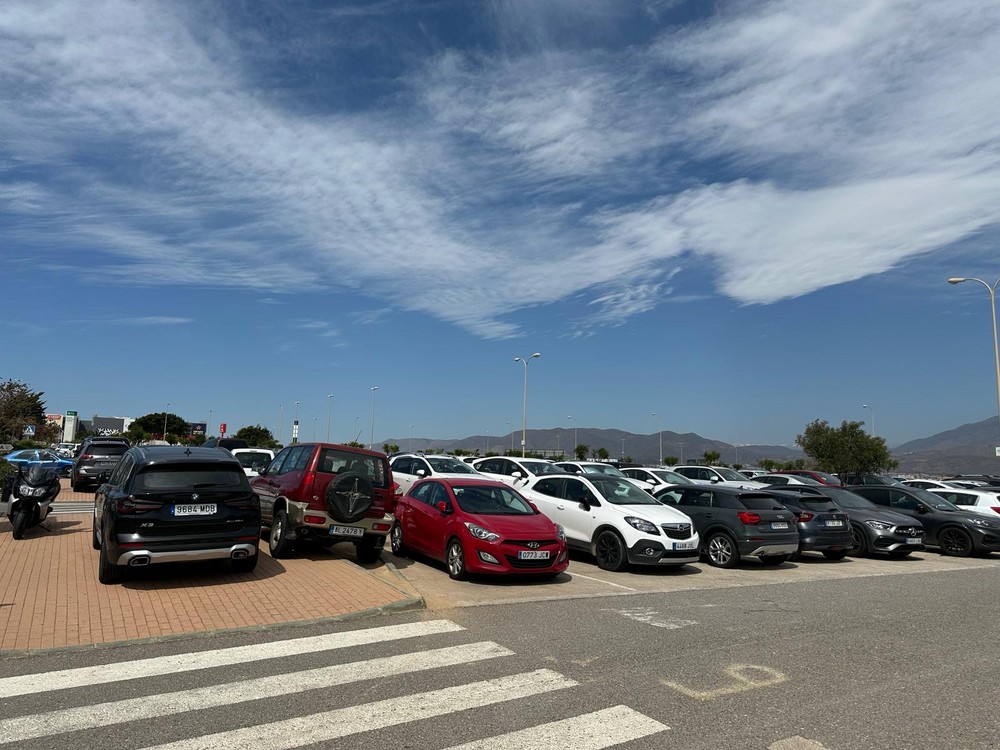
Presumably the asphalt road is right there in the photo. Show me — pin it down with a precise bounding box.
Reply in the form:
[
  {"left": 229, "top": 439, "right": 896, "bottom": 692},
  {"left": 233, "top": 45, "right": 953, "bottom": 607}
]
[{"left": 3, "top": 556, "right": 999, "bottom": 749}]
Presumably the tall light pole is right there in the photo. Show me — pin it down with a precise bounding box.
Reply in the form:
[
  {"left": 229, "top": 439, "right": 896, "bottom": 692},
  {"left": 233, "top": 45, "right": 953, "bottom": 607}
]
[
  {"left": 369, "top": 386, "right": 379, "bottom": 450},
  {"left": 652, "top": 412, "right": 662, "bottom": 466},
  {"left": 567, "top": 415, "right": 577, "bottom": 455},
  {"left": 948, "top": 276, "right": 1000, "bottom": 434},
  {"left": 513, "top": 353, "right": 541, "bottom": 457},
  {"left": 861, "top": 404, "right": 876, "bottom": 438},
  {"left": 292, "top": 400, "right": 301, "bottom": 444},
  {"left": 409, "top": 425, "right": 415, "bottom": 453},
  {"left": 278, "top": 405, "right": 284, "bottom": 446},
  {"left": 326, "top": 393, "right": 334, "bottom": 442},
  {"left": 208, "top": 409, "right": 213, "bottom": 438},
  {"left": 312, "top": 417, "right": 317, "bottom": 440},
  {"left": 163, "top": 403, "right": 170, "bottom": 442},
  {"left": 353, "top": 416, "right": 360, "bottom": 443}
]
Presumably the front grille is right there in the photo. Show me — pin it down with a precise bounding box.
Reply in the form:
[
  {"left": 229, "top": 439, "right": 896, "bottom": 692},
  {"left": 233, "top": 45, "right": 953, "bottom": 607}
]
[
  {"left": 503, "top": 554, "right": 556, "bottom": 569},
  {"left": 894, "top": 526, "right": 923, "bottom": 537},
  {"left": 505, "top": 539, "right": 559, "bottom": 547},
  {"left": 661, "top": 523, "right": 692, "bottom": 540}
]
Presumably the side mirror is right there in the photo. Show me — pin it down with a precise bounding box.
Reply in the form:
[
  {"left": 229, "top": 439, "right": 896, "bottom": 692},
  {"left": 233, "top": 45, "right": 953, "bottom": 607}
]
[
  {"left": 511, "top": 471, "right": 524, "bottom": 479},
  {"left": 916, "top": 504, "right": 929, "bottom": 513},
  {"left": 527, "top": 501, "right": 539, "bottom": 512},
  {"left": 415, "top": 469, "right": 427, "bottom": 477},
  {"left": 251, "top": 462, "right": 265, "bottom": 473},
  {"left": 435, "top": 501, "right": 451, "bottom": 514}
]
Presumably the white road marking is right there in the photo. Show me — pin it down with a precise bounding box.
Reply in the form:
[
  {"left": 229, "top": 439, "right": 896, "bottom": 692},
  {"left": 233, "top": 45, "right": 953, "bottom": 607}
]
[
  {"left": 770, "top": 736, "right": 832, "bottom": 750},
  {"left": 138, "top": 669, "right": 578, "bottom": 750},
  {"left": 0, "top": 641, "right": 512, "bottom": 744},
  {"left": 0, "top": 619, "right": 463, "bottom": 697},
  {"left": 442, "top": 705, "right": 669, "bottom": 749},
  {"left": 608, "top": 607, "right": 698, "bottom": 629},
  {"left": 566, "top": 572, "right": 636, "bottom": 591},
  {"left": 662, "top": 664, "right": 788, "bottom": 700}
]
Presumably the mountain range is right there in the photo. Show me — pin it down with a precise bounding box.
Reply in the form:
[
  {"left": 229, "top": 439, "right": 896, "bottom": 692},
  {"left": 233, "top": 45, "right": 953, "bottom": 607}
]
[{"left": 389, "top": 417, "right": 1000, "bottom": 476}]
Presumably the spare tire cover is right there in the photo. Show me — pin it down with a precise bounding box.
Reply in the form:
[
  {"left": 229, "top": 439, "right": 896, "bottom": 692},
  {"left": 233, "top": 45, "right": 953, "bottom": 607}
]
[{"left": 325, "top": 472, "right": 374, "bottom": 524}]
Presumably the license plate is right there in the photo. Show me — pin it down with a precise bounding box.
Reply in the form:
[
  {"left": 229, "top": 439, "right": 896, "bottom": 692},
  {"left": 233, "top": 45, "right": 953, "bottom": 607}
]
[
  {"left": 825, "top": 520, "right": 844, "bottom": 527},
  {"left": 673, "top": 540, "right": 697, "bottom": 550},
  {"left": 329, "top": 525, "right": 365, "bottom": 538},
  {"left": 517, "top": 550, "right": 550, "bottom": 560},
  {"left": 907, "top": 537, "right": 921, "bottom": 545},
  {"left": 771, "top": 521, "right": 789, "bottom": 529},
  {"left": 173, "top": 504, "right": 217, "bottom": 516}
]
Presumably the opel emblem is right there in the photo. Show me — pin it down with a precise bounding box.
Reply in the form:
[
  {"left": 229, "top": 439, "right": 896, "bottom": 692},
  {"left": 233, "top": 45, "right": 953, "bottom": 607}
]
[
  {"left": 527, "top": 541, "right": 540, "bottom": 549},
  {"left": 192, "top": 493, "right": 199, "bottom": 502}
]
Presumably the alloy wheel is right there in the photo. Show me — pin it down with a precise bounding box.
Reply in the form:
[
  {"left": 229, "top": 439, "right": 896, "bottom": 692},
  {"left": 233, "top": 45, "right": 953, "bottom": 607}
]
[
  {"left": 939, "top": 527, "right": 973, "bottom": 556},
  {"left": 708, "top": 535, "right": 734, "bottom": 567}
]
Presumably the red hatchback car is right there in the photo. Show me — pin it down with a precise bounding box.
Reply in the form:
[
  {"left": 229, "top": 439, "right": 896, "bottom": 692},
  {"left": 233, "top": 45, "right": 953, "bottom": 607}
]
[{"left": 389, "top": 477, "right": 569, "bottom": 579}]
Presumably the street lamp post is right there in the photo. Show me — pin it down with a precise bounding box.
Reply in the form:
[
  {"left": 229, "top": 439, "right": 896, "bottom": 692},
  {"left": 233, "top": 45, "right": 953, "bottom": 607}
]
[
  {"left": 513, "top": 353, "right": 541, "bottom": 457},
  {"left": 163, "top": 403, "right": 170, "bottom": 442},
  {"left": 861, "top": 404, "right": 876, "bottom": 437},
  {"left": 326, "top": 394, "right": 334, "bottom": 442},
  {"left": 278, "top": 405, "right": 284, "bottom": 446},
  {"left": 312, "top": 417, "right": 317, "bottom": 440},
  {"left": 652, "top": 412, "right": 662, "bottom": 465},
  {"left": 948, "top": 276, "right": 1000, "bottom": 434},
  {"left": 293, "top": 401, "right": 301, "bottom": 443},
  {"left": 567, "top": 415, "right": 577, "bottom": 456},
  {"left": 208, "top": 409, "right": 213, "bottom": 438},
  {"left": 409, "top": 425, "right": 415, "bottom": 453},
  {"left": 353, "top": 416, "right": 359, "bottom": 443},
  {"left": 369, "top": 386, "right": 379, "bottom": 450}
]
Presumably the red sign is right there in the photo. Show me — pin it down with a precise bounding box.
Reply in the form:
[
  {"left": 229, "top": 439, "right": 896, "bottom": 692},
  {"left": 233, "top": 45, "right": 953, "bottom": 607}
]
[{"left": 219, "top": 423, "right": 227, "bottom": 436}]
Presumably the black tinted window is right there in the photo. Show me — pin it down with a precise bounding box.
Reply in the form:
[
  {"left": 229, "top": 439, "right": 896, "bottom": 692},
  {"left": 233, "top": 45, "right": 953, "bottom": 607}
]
[
  {"left": 135, "top": 465, "right": 247, "bottom": 491},
  {"left": 86, "top": 444, "right": 128, "bottom": 458},
  {"left": 736, "top": 494, "right": 785, "bottom": 510},
  {"left": 317, "top": 448, "right": 388, "bottom": 488}
]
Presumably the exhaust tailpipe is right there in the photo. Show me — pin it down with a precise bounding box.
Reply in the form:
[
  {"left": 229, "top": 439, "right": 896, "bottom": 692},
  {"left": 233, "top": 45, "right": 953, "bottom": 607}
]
[
  {"left": 129, "top": 556, "right": 150, "bottom": 567},
  {"left": 231, "top": 549, "right": 249, "bottom": 560}
]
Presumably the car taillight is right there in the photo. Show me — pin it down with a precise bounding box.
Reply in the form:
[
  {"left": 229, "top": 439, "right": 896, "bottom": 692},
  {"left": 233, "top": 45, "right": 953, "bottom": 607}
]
[
  {"left": 81, "top": 453, "right": 92, "bottom": 460},
  {"left": 302, "top": 471, "right": 316, "bottom": 500},
  {"left": 992, "top": 507, "right": 1000, "bottom": 515},
  {"left": 116, "top": 496, "right": 160, "bottom": 514},
  {"left": 737, "top": 511, "right": 761, "bottom": 524},
  {"left": 304, "top": 515, "right": 326, "bottom": 524},
  {"left": 798, "top": 512, "right": 814, "bottom": 522},
  {"left": 393, "top": 481, "right": 402, "bottom": 499}
]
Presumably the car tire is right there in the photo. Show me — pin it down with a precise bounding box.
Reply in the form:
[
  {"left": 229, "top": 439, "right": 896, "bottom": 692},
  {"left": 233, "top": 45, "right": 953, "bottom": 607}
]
[
  {"left": 849, "top": 525, "right": 869, "bottom": 557},
  {"left": 268, "top": 509, "right": 295, "bottom": 559},
  {"left": 355, "top": 534, "right": 384, "bottom": 564},
  {"left": 705, "top": 532, "right": 740, "bottom": 568},
  {"left": 230, "top": 547, "right": 259, "bottom": 574},
  {"left": 759, "top": 554, "right": 790, "bottom": 565},
  {"left": 97, "top": 531, "right": 123, "bottom": 585},
  {"left": 594, "top": 530, "right": 629, "bottom": 572},
  {"left": 822, "top": 549, "right": 848, "bottom": 560},
  {"left": 10, "top": 507, "right": 29, "bottom": 540},
  {"left": 389, "top": 522, "right": 409, "bottom": 557},
  {"left": 446, "top": 538, "right": 467, "bottom": 580},
  {"left": 938, "top": 526, "right": 973, "bottom": 557},
  {"left": 91, "top": 511, "right": 101, "bottom": 550},
  {"left": 325, "top": 473, "right": 374, "bottom": 524}
]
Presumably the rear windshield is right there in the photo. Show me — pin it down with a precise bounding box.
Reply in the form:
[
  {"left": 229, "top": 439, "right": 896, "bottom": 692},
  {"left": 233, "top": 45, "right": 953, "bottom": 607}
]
[
  {"left": 135, "top": 465, "right": 248, "bottom": 491},
  {"left": 86, "top": 444, "right": 129, "bottom": 458},
  {"left": 234, "top": 451, "right": 272, "bottom": 469},
  {"left": 793, "top": 498, "right": 839, "bottom": 511},
  {"left": 316, "top": 448, "right": 389, "bottom": 488},
  {"left": 737, "top": 494, "right": 786, "bottom": 510}
]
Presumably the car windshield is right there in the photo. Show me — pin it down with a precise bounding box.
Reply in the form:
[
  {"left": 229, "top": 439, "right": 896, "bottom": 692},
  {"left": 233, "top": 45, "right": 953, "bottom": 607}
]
[
  {"left": 234, "top": 451, "right": 272, "bottom": 469},
  {"left": 818, "top": 488, "right": 878, "bottom": 509},
  {"left": 581, "top": 464, "right": 627, "bottom": 477},
  {"left": 521, "top": 461, "right": 562, "bottom": 475},
  {"left": 716, "top": 468, "right": 751, "bottom": 481},
  {"left": 135, "top": 465, "right": 247, "bottom": 490},
  {"left": 452, "top": 485, "right": 535, "bottom": 515},
  {"left": 592, "top": 478, "right": 659, "bottom": 505},
  {"left": 910, "top": 487, "right": 961, "bottom": 511},
  {"left": 426, "top": 457, "right": 477, "bottom": 474},
  {"left": 653, "top": 470, "right": 692, "bottom": 484}
]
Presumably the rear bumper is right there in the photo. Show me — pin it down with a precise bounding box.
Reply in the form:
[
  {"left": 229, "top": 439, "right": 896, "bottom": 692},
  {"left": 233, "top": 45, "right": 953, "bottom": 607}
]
[
  {"left": 115, "top": 543, "right": 257, "bottom": 566},
  {"left": 742, "top": 542, "right": 799, "bottom": 557},
  {"left": 798, "top": 527, "right": 854, "bottom": 551},
  {"left": 282, "top": 499, "right": 394, "bottom": 539}
]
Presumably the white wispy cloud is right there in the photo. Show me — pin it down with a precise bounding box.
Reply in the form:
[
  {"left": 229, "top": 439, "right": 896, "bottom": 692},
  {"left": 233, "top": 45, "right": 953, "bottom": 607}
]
[{"left": 1, "top": 0, "right": 998, "bottom": 336}]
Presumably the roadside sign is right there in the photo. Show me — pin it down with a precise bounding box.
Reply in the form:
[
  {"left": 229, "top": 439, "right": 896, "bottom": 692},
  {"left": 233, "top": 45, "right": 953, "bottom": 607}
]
[
  {"left": 22, "top": 425, "right": 35, "bottom": 436},
  {"left": 220, "top": 423, "right": 227, "bottom": 436}
]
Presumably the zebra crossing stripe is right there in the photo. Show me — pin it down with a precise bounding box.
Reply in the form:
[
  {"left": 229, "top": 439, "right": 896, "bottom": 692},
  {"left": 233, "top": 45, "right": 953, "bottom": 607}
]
[
  {"left": 442, "top": 705, "right": 670, "bottom": 749},
  {"left": 0, "top": 641, "right": 514, "bottom": 744},
  {"left": 0, "top": 619, "right": 463, "bottom": 698},
  {"left": 138, "top": 669, "right": 578, "bottom": 750}
]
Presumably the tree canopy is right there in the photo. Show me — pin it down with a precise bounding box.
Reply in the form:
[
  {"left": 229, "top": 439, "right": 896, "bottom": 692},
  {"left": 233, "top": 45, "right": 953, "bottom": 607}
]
[
  {"left": 132, "top": 412, "right": 190, "bottom": 439},
  {"left": 234, "top": 424, "right": 279, "bottom": 449},
  {"left": 795, "top": 419, "right": 897, "bottom": 475},
  {"left": 0, "top": 379, "right": 47, "bottom": 443}
]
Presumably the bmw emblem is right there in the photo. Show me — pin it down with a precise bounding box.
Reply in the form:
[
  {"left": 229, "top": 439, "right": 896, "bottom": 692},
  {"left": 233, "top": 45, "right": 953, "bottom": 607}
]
[
  {"left": 192, "top": 493, "right": 200, "bottom": 501},
  {"left": 527, "top": 541, "right": 540, "bottom": 549}
]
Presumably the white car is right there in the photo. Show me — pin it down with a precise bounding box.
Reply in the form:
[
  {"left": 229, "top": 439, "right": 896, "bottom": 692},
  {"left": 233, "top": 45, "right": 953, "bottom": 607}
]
[
  {"left": 901, "top": 479, "right": 968, "bottom": 491},
  {"left": 471, "top": 456, "right": 564, "bottom": 487},
  {"left": 756, "top": 473, "right": 822, "bottom": 486},
  {"left": 553, "top": 462, "right": 655, "bottom": 492},
  {"left": 670, "top": 465, "right": 768, "bottom": 489},
  {"left": 389, "top": 453, "right": 482, "bottom": 494},
  {"left": 520, "top": 473, "right": 699, "bottom": 571},
  {"left": 620, "top": 466, "right": 694, "bottom": 491},
  {"left": 230, "top": 448, "right": 275, "bottom": 477},
  {"left": 927, "top": 488, "right": 1000, "bottom": 517}
]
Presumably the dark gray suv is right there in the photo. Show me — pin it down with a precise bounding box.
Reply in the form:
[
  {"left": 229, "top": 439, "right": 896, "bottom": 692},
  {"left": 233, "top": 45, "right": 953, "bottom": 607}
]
[
  {"left": 72, "top": 439, "right": 130, "bottom": 491},
  {"left": 765, "top": 488, "right": 853, "bottom": 559},
  {"left": 653, "top": 485, "right": 799, "bottom": 567}
]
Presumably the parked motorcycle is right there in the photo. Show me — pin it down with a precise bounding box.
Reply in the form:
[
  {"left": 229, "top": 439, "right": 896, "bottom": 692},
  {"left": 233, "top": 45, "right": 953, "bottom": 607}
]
[{"left": 1, "top": 463, "right": 60, "bottom": 539}]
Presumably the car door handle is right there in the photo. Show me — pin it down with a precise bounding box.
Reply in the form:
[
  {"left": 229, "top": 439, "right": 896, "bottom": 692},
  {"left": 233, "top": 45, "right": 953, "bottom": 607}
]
[{"left": 556, "top": 504, "right": 566, "bottom": 510}]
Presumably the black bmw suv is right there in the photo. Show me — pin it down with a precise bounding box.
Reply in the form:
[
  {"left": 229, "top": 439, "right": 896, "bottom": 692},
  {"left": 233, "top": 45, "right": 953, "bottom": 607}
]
[{"left": 93, "top": 446, "right": 261, "bottom": 584}]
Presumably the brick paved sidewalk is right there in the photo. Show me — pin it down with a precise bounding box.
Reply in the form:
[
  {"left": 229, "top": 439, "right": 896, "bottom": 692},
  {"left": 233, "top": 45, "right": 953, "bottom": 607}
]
[{"left": 0, "top": 511, "right": 422, "bottom": 652}]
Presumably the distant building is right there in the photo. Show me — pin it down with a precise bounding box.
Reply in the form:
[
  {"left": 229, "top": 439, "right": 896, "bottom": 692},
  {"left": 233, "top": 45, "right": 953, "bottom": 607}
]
[{"left": 90, "top": 415, "right": 135, "bottom": 436}]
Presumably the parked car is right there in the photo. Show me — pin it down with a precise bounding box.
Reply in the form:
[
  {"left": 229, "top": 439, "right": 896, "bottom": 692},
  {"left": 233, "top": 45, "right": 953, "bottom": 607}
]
[
  {"left": 389, "top": 453, "right": 482, "bottom": 495},
  {"left": 739, "top": 469, "right": 768, "bottom": 479},
  {"left": 620, "top": 466, "right": 694, "bottom": 491},
  {"left": 766, "top": 485, "right": 925, "bottom": 558},
  {"left": 93, "top": 445, "right": 261, "bottom": 584},
  {"left": 764, "top": 488, "right": 854, "bottom": 559},
  {"left": 652, "top": 485, "right": 799, "bottom": 568},
  {"left": 521, "top": 474, "right": 699, "bottom": 571},
  {"left": 389, "top": 477, "right": 568, "bottom": 579},
  {"left": 230, "top": 448, "right": 275, "bottom": 478},
  {"left": 0, "top": 444, "right": 13, "bottom": 455},
  {"left": 76, "top": 436, "right": 130, "bottom": 456},
  {"left": 668, "top": 465, "right": 767, "bottom": 489},
  {"left": 770, "top": 470, "right": 843, "bottom": 486},
  {"left": 901, "top": 479, "right": 968, "bottom": 491},
  {"left": 54, "top": 442, "right": 79, "bottom": 458},
  {"left": 202, "top": 437, "right": 250, "bottom": 451},
  {"left": 944, "top": 474, "right": 1000, "bottom": 488},
  {"left": 553, "top": 461, "right": 655, "bottom": 491},
  {"left": 926, "top": 488, "right": 1000, "bottom": 518},
  {"left": 72, "top": 440, "right": 131, "bottom": 490},
  {"left": 471, "top": 456, "right": 564, "bottom": 488},
  {"left": 250, "top": 442, "right": 396, "bottom": 562},
  {"left": 849, "top": 485, "right": 1000, "bottom": 556},
  {"left": 3, "top": 449, "right": 74, "bottom": 476},
  {"left": 758, "top": 473, "right": 821, "bottom": 486},
  {"left": 838, "top": 473, "right": 901, "bottom": 486}
]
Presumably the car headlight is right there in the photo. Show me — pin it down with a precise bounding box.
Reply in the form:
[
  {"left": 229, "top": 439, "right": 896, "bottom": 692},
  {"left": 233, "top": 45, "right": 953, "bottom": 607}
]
[
  {"left": 464, "top": 522, "right": 501, "bottom": 542},
  {"left": 555, "top": 523, "right": 566, "bottom": 541},
  {"left": 968, "top": 517, "right": 998, "bottom": 529},
  {"left": 624, "top": 516, "right": 660, "bottom": 535},
  {"left": 19, "top": 485, "right": 45, "bottom": 497},
  {"left": 865, "top": 520, "right": 892, "bottom": 530}
]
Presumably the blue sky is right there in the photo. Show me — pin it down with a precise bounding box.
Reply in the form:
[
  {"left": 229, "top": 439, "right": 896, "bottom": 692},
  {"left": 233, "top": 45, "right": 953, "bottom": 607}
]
[{"left": 3, "top": 0, "right": 1000, "bottom": 450}]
